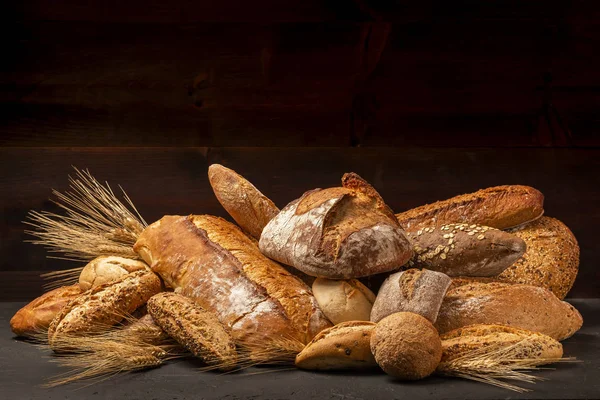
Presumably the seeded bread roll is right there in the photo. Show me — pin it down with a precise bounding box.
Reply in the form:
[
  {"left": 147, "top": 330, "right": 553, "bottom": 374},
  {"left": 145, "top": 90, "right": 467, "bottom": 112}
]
[
  {"left": 370, "top": 312, "right": 442, "bottom": 380},
  {"left": 148, "top": 292, "right": 237, "bottom": 370},
  {"left": 295, "top": 321, "right": 377, "bottom": 370},
  {"left": 435, "top": 282, "right": 583, "bottom": 341},
  {"left": 498, "top": 217, "right": 579, "bottom": 299},
  {"left": 10, "top": 285, "right": 82, "bottom": 337},
  {"left": 208, "top": 164, "right": 280, "bottom": 239},
  {"left": 312, "top": 278, "right": 376, "bottom": 324},
  {"left": 134, "top": 215, "right": 331, "bottom": 349},
  {"left": 370, "top": 269, "right": 452, "bottom": 324},
  {"left": 48, "top": 270, "right": 162, "bottom": 347},
  {"left": 405, "top": 223, "right": 526, "bottom": 277},
  {"left": 396, "top": 185, "right": 544, "bottom": 231},
  {"left": 79, "top": 256, "right": 150, "bottom": 291},
  {"left": 439, "top": 324, "right": 563, "bottom": 367},
  {"left": 259, "top": 173, "right": 413, "bottom": 279}
]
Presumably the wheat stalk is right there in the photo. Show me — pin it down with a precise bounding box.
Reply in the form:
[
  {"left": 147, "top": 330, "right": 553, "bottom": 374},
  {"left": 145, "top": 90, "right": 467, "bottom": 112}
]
[{"left": 436, "top": 339, "right": 579, "bottom": 392}]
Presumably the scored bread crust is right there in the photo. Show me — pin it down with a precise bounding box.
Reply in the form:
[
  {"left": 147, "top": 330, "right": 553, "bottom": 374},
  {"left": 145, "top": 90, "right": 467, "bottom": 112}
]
[
  {"left": 499, "top": 216, "right": 580, "bottom": 299},
  {"left": 134, "top": 215, "right": 331, "bottom": 346},
  {"left": 79, "top": 256, "right": 150, "bottom": 291},
  {"left": 396, "top": 185, "right": 544, "bottom": 231},
  {"left": 435, "top": 282, "right": 583, "bottom": 341},
  {"left": 10, "top": 285, "right": 82, "bottom": 337},
  {"left": 208, "top": 164, "right": 280, "bottom": 240},
  {"left": 48, "top": 270, "right": 162, "bottom": 346},
  {"left": 259, "top": 173, "right": 413, "bottom": 279},
  {"left": 148, "top": 292, "right": 237, "bottom": 370}
]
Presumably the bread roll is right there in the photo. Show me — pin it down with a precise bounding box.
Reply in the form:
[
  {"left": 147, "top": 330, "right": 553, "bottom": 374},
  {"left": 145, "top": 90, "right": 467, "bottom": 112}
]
[
  {"left": 312, "top": 278, "right": 376, "bottom": 324},
  {"left": 370, "top": 312, "right": 442, "bottom": 380},
  {"left": 405, "top": 223, "right": 526, "bottom": 277},
  {"left": 259, "top": 173, "right": 413, "bottom": 279},
  {"left": 48, "top": 270, "right": 162, "bottom": 347},
  {"left": 134, "top": 215, "right": 331, "bottom": 348},
  {"left": 148, "top": 292, "right": 237, "bottom": 370},
  {"left": 499, "top": 217, "right": 579, "bottom": 299},
  {"left": 370, "top": 269, "right": 451, "bottom": 324},
  {"left": 396, "top": 185, "right": 544, "bottom": 231},
  {"left": 10, "top": 285, "right": 81, "bottom": 337},
  {"left": 295, "top": 321, "right": 377, "bottom": 370},
  {"left": 435, "top": 282, "right": 583, "bottom": 341},
  {"left": 208, "top": 164, "right": 279, "bottom": 239},
  {"left": 79, "top": 256, "right": 149, "bottom": 291}
]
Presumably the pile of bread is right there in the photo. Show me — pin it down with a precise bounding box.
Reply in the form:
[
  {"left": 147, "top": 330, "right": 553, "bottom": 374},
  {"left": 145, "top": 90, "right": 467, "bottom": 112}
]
[{"left": 10, "top": 165, "right": 582, "bottom": 383}]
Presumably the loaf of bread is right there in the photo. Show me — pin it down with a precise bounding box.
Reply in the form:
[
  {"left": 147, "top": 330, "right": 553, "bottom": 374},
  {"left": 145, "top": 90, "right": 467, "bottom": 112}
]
[
  {"left": 295, "top": 321, "right": 377, "bottom": 370},
  {"left": 370, "top": 312, "right": 442, "bottom": 380},
  {"left": 259, "top": 173, "right": 413, "bottom": 279},
  {"left": 134, "top": 215, "right": 331, "bottom": 348},
  {"left": 439, "top": 324, "right": 563, "bottom": 366},
  {"left": 498, "top": 217, "right": 579, "bottom": 300},
  {"left": 208, "top": 164, "right": 280, "bottom": 239},
  {"left": 405, "top": 223, "right": 526, "bottom": 277},
  {"left": 148, "top": 292, "right": 237, "bottom": 370},
  {"left": 435, "top": 282, "right": 583, "bottom": 341},
  {"left": 396, "top": 185, "right": 544, "bottom": 231},
  {"left": 10, "top": 285, "right": 82, "bottom": 337},
  {"left": 447, "top": 276, "right": 499, "bottom": 292},
  {"left": 312, "top": 278, "right": 376, "bottom": 324},
  {"left": 79, "top": 256, "right": 150, "bottom": 291},
  {"left": 48, "top": 270, "right": 162, "bottom": 346},
  {"left": 370, "top": 269, "right": 451, "bottom": 324}
]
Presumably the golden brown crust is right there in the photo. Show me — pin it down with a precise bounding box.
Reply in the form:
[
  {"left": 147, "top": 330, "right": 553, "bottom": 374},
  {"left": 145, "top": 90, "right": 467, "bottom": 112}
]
[
  {"left": 396, "top": 185, "right": 544, "bottom": 231},
  {"left": 10, "top": 285, "right": 81, "bottom": 337},
  {"left": 48, "top": 270, "right": 162, "bottom": 346},
  {"left": 208, "top": 164, "right": 279, "bottom": 239},
  {"left": 147, "top": 293, "right": 237, "bottom": 370},
  {"left": 79, "top": 256, "right": 149, "bottom": 291},
  {"left": 499, "top": 217, "right": 579, "bottom": 299},
  {"left": 435, "top": 282, "right": 583, "bottom": 341},
  {"left": 447, "top": 276, "right": 500, "bottom": 292},
  {"left": 312, "top": 278, "right": 376, "bottom": 324}
]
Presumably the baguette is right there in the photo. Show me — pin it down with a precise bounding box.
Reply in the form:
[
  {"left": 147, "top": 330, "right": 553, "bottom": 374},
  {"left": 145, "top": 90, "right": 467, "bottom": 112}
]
[
  {"left": 396, "top": 185, "right": 544, "bottom": 231},
  {"left": 435, "top": 282, "right": 582, "bottom": 341},
  {"left": 79, "top": 256, "right": 149, "bottom": 291},
  {"left": 208, "top": 164, "right": 280, "bottom": 239}
]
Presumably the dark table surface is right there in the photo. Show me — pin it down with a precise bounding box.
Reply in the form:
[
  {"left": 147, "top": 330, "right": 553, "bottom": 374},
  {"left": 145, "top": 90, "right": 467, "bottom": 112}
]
[{"left": 2, "top": 299, "right": 599, "bottom": 400}]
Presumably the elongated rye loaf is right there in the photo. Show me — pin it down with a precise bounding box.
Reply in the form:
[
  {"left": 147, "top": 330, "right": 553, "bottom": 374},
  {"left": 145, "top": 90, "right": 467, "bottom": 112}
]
[
  {"left": 134, "top": 215, "right": 331, "bottom": 347},
  {"left": 396, "top": 185, "right": 544, "bottom": 231}
]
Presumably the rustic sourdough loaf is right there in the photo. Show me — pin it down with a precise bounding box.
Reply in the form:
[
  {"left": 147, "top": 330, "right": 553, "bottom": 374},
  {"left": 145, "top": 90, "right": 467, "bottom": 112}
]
[
  {"left": 295, "top": 321, "right": 377, "bottom": 370},
  {"left": 208, "top": 164, "right": 280, "bottom": 239},
  {"left": 259, "top": 173, "right": 413, "bottom": 279},
  {"left": 10, "top": 285, "right": 82, "bottom": 337},
  {"left": 134, "top": 215, "right": 331, "bottom": 348},
  {"left": 498, "top": 216, "right": 580, "bottom": 299},
  {"left": 396, "top": 185, "right": 544, "bottom": 231},
  {"left": 405, "top": 223, "right": 526, "bottom": 277},
  {"left": 435, "top": 282, "right": 582, "bottom": 341},
  {"left": 79, "top": 256, "right": 150, "bottom": 291},
  {"left": 312, "top": 278, "right": 376, "bottom": 324}
]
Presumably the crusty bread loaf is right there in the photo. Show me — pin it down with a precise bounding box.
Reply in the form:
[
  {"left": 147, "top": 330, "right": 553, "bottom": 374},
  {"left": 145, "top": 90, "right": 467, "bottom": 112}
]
[
  {"left": 134, "top": 215, "right": 331, "bottom": 347},
  {"left": 405, "top": 223, "right": 526, "bottom": 277},
  {"left": 396, "top": 185, "right": 544, "bottom": 231},
  {"left": 498, "top": 217, "right": 579, "bottom": 299},
  {"left": 447, "top": 276, "right": 499, "bottom": 292},
  {"left": 10, "top": 285, "right": 81, "bottom": 337},
  {"left": 148, "top": 292, "right": 237, "bottom": 370},
  {"left": 370, "top": 269, "right": 451, "bottom": 324},
  {"left": 79, "top": 256, "right": 150, "bottom": 291},
  {"left": 295, "top": 321, "right": 377, "bottom": 370},
  {"left": 312, "top": 278, "right": 376, "bottom": 324},
  {"left": 435, "top": 282, "right": 583, "bottom": 341},
  {"left": 439, "top": 324, "right": 563, "bottom": 366},
  {"left": 259, "top": 173, "right": 413, "bottom": 279},
  {"left": 370, "top": 312, "right": 442, "bottom": 380},
  {"left": 48, "top": 270, "right": 162, "bottom": 346},
  {"left": 208, "top": 164, "right": 280, "bottom": 239}
]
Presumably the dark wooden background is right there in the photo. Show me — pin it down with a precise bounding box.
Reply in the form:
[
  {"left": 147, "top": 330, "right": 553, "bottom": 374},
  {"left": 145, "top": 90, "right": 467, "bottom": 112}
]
[{"left": 1, "top": 1, "right": 599, "bottom": 301}]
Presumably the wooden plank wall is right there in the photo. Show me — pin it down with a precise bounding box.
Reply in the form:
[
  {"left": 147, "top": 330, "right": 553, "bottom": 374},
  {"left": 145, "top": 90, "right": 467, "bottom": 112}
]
[{"left": 1, "top": 1, "right": 599, "bottom": 300}]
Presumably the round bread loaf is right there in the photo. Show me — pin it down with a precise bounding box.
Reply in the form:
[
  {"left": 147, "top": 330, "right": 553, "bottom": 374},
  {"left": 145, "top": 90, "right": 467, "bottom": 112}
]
[
  {"left": 312, "top": 278, "right": 376, "bottom": 324},
  {"left": 370, "top": 312, "right": 442, "bottom": 380},
  {"left": 79, "top": 256, "right": 150, "bottom": 291}
]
